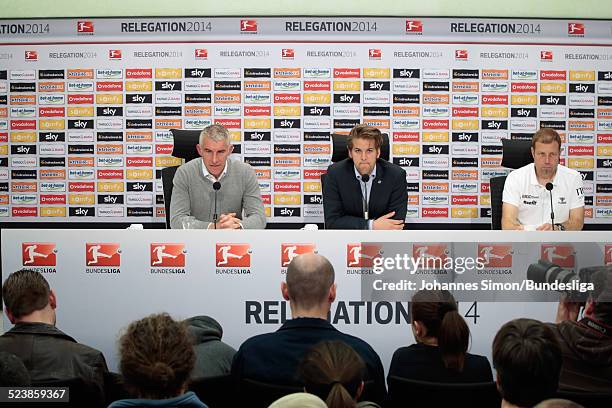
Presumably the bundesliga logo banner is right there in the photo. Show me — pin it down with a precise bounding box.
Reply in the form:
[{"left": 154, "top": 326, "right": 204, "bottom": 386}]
[{"left": 0, "top": 17, "right": 611, "bottom": 224}]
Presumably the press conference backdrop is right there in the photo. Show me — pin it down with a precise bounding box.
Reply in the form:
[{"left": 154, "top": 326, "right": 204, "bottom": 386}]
[
  {"left": 2, "top": 229, "right": 611, "bottom": 371},
  {"left": 0, "top": 17, "right": 611, "bottom": 225}
]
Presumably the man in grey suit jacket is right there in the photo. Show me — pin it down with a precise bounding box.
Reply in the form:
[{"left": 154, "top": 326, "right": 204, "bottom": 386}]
[
  {"left": 323, "top": 125, "right": 407, "bottom": 229},
  {"left": 170, "top": 124, "right": 266, "bottom": 229}
]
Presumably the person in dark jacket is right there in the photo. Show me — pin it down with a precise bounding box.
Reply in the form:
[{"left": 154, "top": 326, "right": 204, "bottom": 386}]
[
  {"left": 184, "top": 315, "right": 236, "bottom": 379},
  {"left": 548, "top": 266, "right": 612, "bottom": 392},
  {"left": 0, "top": 269, "right": 108, "bottom": 403},
  {"left": 388, "top": 290, "right": 492, "bottom": 383}
]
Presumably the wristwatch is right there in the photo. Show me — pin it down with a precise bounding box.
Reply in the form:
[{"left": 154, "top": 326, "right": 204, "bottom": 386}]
[{"left": 554, "top": 223, "right": 566, "bottom": 231}]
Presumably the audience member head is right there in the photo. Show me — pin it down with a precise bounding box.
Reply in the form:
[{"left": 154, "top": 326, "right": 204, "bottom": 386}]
[
  {"left": 118, "top": 313, "right": 195, "bottom": 399},
  {"left": 282, "top": 253, "right": 336, "bottom": 319},
  {"left": 268, "top": 392, "right": 328, "bottom": 408},
  {"left": 2, "top": 269, "right": 56, "bottom": 325},
  {"left": 584, "top": 266, "right": 612, "bottom": 325},
  {"left": 0, "top": 352, "right": 30, "bottom": 386},
  {"left": 410, "top": 290, "right": 469, "bottom": 372},
  {"left": 298, "top": 340, "right": 365, "bottom": 408},
  {"left": 534, "top": 399, "right": 584, "bottom": 408},
  {"left": 493, "top": 318, "right": 562, "bottom": 407}
]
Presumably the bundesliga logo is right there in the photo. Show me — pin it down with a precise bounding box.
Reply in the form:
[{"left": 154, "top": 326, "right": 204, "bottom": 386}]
[
  {"left": 77, "top": 20, "right": 94, "bottom": 34},
  {"left": 412, "top": 244, "right": 449, "bottom": 267},
  {"left": 281, "top": 243, "right": 315, "bottom": 267},
  {"left": 195, "top": 48, "right": 208, "bottom": 59},
  {"left": 540, "top": 50, "right": 553, "bottom": 61},
  {"left": 477, "top": 244, "right": 513, "bottom": 268},
  {"left": 216, "top": 243, "right": 251, "bottom": 267},
  {"left": 568, "top": 22, "right": 585, "bottom": 36},
  {"left": 405, "top": 20, "right": 423, "bottom": 33},
  {"left": 282, "top": 48, "right": 295, "bottom": 59},
  {"left": 540, "top": 244, "right": 575, "bottom": 268},
  {"left": 22, "top": 243, "right": 56, "bottom": 266},
  {"left": 150, "top": 243, "right": 185, "bottom": 267},
  {"left": 86, "top": 243, "right": 121, "bottom": 266},
  {"left": 240, "top": 19, "right": 258, "bottom": 33},
  {"left": 25, "top": 50, "right": 38, "bottom": 61},
  {"left": 455, "top": 49, "right": 468, "bottom": 60},
  {"left": 346, "top": 244, "right": 382, "bottom": 268},
  {"left": 108, "top": 49, "right": 122, "bottom": 60},
  {"left": 369, "top": 49, "right": 382, "bottom": 60}
]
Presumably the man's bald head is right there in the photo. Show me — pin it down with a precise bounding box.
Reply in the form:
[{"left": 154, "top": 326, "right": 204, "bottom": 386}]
[{"left": 286, "top": 253, "right": 335, "bottom": 310}]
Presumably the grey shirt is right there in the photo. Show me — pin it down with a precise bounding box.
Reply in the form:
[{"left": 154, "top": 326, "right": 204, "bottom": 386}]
[{"left": 169, "top": 158, "right": 266, "bottom": 229}]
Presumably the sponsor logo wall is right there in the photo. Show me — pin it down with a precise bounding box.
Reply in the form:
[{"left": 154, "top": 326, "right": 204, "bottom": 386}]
[{"left": 0, "top": 17, "right": 611, "bottom": 224}]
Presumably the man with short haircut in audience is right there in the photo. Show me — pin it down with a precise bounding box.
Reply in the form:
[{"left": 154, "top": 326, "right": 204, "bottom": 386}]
[
  {"left": 0, "top": 269, "right": 108, "bottom": 401},
  {"left": 549, "top": 266, "right": 612, "bottom": 392},
  {"left": 231, "top": 253, "right": 387, "bottom": 405},
  {"left": 493, "top": 318, "right": 562, "bottom": 408}
]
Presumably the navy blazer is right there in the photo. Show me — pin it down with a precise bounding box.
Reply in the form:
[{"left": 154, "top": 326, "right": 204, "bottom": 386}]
[{"left": 323, "top": 158, "right": 407, "bottom": 229}]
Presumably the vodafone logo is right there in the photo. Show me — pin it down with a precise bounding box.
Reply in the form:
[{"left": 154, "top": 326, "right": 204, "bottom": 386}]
[
  {"left": 86, "top": 243, "right": 121, "bottom": 266},
  {"left": 274, "top": 182, "right": 300, "bottom": 192},
  {"left": 244, "top": 106, "right": 271, "bottom": 116},
  {"left": 303, "top": 81, "right": 331, "bottom": 91},
  {"left": 77, "top": 20, "right": 94, "bottom": 33},
  {"left": 333, "top": 68, "right": 360, "bottom": 78},
  {"left": 40, "top": 194, "right": 66, "bottom": 205},
  {"left": 108, "top": 49, "right": 122, "bottom": 60},
  {"left": 481, "top": 95, "right": 508, "bottom": 104},
  {"left": 478, "top": 244, "right": 512, "bottom": 267},
  {"left": 274, "top": 93, "right": 300, "bottom": 103},
  {"left": 68, "top": 94, "right": 94, "bottom": 104},
  {"left": 540, "top": 70, "right": 566, "bottom": 80},
  {"left": 511, "top": 82, "right": 537, "bottom": 92},
  {"left": 405, "top": 20, "right": 423, "bottom": 33},
  {"left": 22, "top": 243, "right": 56, "bottom": 266},
  {"left": 281, "top": 48, "right": 294, "bottom": 59},
  {"left": 281, "top": 243, "right": 316, "bottom": 267},
  {"left": 96, "top": 81, "right": 123, "bottom": 91},
  {"left": 126, "top": 68, "right": 152, "bottom": 78},
  {"left": 216, "top": 243, "right": 251, "bottom": 267},
  {"left": 303, "top": 169, "right": 326, "bottom": 179},
  {"left": 422, "top": 119, "right": 449, "bottom": 129},
  {"left": 25, "top": 50, "right": 38, "bottom": 61},
  {"left": 150, "top": 243, "right": 185, "bottom": 267},
  {"left": 452, "top": 107, "right": 478, "bottom": 117},
  {"left": 451, "top": 195, "right": 477, "bottom": 205},
  {"left": 540, "top": 245, "right": 575, "bottom": 268},
  {"left": 568, "top": 146, "right": 594, "bottom": 156},
  {"left": 13, "top": 207, "right": 37, "bottom": 217},
  {"left": 422, "top": 208, "right": 449, "bottom": 217},
  {"left": 346, "top": 244, "right": 381, "bottom": 268}
]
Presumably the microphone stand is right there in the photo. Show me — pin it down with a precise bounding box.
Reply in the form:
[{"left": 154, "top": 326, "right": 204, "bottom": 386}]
[
  {"left": 545, "top": 182, "right": 555, "bottom": 229},
  {"left": 213, "top": 181, "right": 221, "bottom": 229}
]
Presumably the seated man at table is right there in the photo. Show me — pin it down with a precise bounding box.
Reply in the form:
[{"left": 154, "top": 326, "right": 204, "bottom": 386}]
[
  {"left": 170, "top": 124, "right": 266, "bottom": 229},
  {"left": 502, "top": 128, "right": 584, "bottom": 231},
  {"left": 323, "top": 124, "right": 407, "bottom": 230},
  {"left": 231, "top": 253, "right": 387, "bottom": 405},
  {"left": 0, "top": 269, "right": 108, "bottom": 402}
]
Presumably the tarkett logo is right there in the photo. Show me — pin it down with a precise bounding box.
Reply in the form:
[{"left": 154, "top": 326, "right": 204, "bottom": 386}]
[
  {"left": 281, "top": 243, "right": 316, "bottom": 267},
  {"left": 405, "top": 20, "right": 423, "bottom": 33},
  {"left": 86, "top": 243, "right": 120, "bottom": 266},
  {"left": 346, "top": 244, "right": 381, "bottom": 268},
  {"left": 478, "top": 244, "right": 512, "bottom": 267},
  {"left": 216, "top": 243, "right": 251, "bottom": 267},
  {"left": 240, "top": 19, "right": 258, "bottom": 33},
  {"left": 540, "top": 245, "right": 575, "bottom": 268},
  {"left": 22, "top": 243, "right": 56, "bottom": 266},
  {"left": 77, "top": 20, "right": 94, "bottom": 34},
  {"left": 150, "top": 243, "right": 185, "bottom": 267}
]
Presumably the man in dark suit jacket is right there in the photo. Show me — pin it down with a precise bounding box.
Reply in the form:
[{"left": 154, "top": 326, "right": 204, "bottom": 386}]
[{"left": 323, "top": 124, "right": 407, "bottom": 229}]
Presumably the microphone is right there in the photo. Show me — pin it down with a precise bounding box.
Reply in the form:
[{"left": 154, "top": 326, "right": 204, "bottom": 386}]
[
  {"left": 545, "top": 182, "right": 555, "bottom": 229},
  {"left": 213, "top": 181, "right": 221, "bottom": 229},
  {"left": 361, "top": 174, "right": 370, "bottom": 220}
]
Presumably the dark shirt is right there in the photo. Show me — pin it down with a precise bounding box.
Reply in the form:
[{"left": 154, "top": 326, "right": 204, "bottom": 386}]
[
  {"left": 388, "top": 343, "right": 493, "bottom": 383},
  {"left": 231, "top": 317, "right": 387, "bottom": 405}
]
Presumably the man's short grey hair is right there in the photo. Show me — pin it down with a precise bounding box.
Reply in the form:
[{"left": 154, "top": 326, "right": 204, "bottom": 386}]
[
  {"left": 286, "top": 253, "right": 335, "bottom": 310},
  {"left": 199, "top": 124, "right": 230, "bottom": 146}
]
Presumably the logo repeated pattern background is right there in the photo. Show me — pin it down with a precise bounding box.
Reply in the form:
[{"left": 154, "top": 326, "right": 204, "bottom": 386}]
[{"left": 1, "top": 17, "right": 611, "bottom": 224}]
